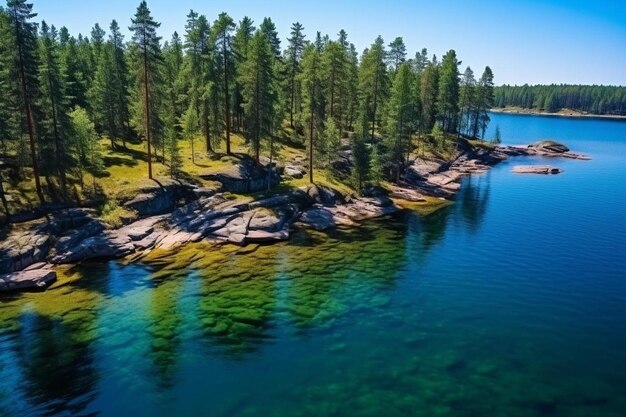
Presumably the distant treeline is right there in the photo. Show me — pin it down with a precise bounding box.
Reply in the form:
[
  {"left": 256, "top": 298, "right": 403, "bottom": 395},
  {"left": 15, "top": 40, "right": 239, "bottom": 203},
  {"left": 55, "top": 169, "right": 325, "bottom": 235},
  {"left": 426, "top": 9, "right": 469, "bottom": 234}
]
[{"left": 494, "top": 84, "right": 626, "bottom": 115}]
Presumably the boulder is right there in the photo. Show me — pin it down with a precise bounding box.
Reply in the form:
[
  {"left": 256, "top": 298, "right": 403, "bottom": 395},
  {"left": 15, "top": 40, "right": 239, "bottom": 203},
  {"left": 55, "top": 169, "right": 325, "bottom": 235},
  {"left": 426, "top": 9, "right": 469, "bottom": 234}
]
[
  {"left": 201, "top": 156, "right": 281, "bottom": 193},
  {"left": 284, "top": 165, "right": 305, "bottom": 179},
  {"left": 124, "top": 186, "right": 179, "bottom": 216},
  {"left": 406, "top": 158, "right": 446, "bottom": 181},
  {"left": 303, "top": 184, "right": 345, "bottom": 206},
  {"left": 298, "top": 208, "right": 337, "bottom": 230},
  {"left": 532, "top": 141, "right": 570, "bottom": 154},
  {"left": 0, "top": 269, "right": 57, "bottom": 292}
]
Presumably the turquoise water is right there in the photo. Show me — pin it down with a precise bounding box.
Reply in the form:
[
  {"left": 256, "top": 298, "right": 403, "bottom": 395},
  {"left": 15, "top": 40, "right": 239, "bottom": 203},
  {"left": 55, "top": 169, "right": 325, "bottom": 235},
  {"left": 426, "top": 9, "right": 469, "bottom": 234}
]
[{"left": 1, "top": 113, "right": 626, "bottom": 417}]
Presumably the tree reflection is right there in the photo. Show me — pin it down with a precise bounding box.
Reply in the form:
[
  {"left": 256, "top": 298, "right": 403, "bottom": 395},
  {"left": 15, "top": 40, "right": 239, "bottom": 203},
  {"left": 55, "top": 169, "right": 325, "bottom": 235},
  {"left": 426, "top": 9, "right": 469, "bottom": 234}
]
[
  {"left": 13, "top": 312, "right": 98, "bottom": 416},
  {"left": 455, "top": 173, "right": 491, "bottom": 233}
]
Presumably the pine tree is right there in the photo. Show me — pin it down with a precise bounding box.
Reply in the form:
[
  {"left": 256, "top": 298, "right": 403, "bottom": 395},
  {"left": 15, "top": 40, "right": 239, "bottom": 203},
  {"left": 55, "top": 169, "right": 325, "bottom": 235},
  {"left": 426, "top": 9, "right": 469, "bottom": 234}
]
[
  {"left": 213, "top": 13, "right": 235, "bottom": 154},
  {"left": 109, "top": 20, "right": 130, "bottom": 146},
  {"left": 471, "top": 66, "right": 494, "bottom": 139},
  {"left": 90, "top": 23, "right": 105, "bottom": 64},
  {"left": 301, "top": 34, "right": 325, "bottom": 183},
  {"left": 436, "top": 50, "right": 460, "bottom": 132},
  {"left": 240, "top": 30, "right": 276, "bottom": 163},
  {"left": 129, "top": 0, "right": 163, "bottom": 179},
  {"left": 285, "top": 22, "right": 305, "bottom": 129},
  {"left": 458, "top": 66, "right": 475, "bottom": 137},
  {"left": 412, "top": 48, "right": 428, "bottom": 75},
  {"left": 387, "top": 37, "right": 406, "bottom": 73},
  {"left": 358, "top": 36, "right": 389, "bottom": 140},
  {"left": 318, "top": 117, "right": 340, "bottom": 168},
  {"left": 420, "top": 61, "right": 438, "bottom": 132},
  {"left": 321, "top": 40, "right": 345, "bottom": 125},
  {"left": 90, "top": 38, "right": 116, "bottom": 147},
  {"left": 491, "top": 125, "right": 502, "bottom": 145},
  {"left": 232, "top": 17, "right": 255, "bottom": 133},
  {"left": 385, "top": 62, "right": 414, "bottom": 182},
  {"left": 60, "top": 34, "right": 88, "bottom": 110},
  {"left": 181, "top": 102, "right": 199, "bottom": 164},
  {"left": 259, "top": 17, "right": 280, "bottom": 60},
  {"left": 184, "top": 11, "right": 213, "bottom": 153},
  {"left": 38, "top": 21, "right": 73, "bottom": 197},
  {"left": 70, "top": 106, "right": 102, "bottom": 192},
  {"left": 6, "top": 0, "right": 44, "bottom": 203},
  {"left": 163, "top": 32, "right": 184, "bottom": 169},
  {"left": 0, "top": 8, "right": 19, "bottom": 157},
  {"left": 351, "top": 125, "right": 370, "bottom": 191}
]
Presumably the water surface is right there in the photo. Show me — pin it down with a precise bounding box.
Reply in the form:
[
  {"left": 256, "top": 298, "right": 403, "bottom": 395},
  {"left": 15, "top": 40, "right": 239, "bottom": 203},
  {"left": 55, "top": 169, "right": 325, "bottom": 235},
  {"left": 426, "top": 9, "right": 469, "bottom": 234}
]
[{"left": 1, "top": 113, "right": 626, "bottom": 417}]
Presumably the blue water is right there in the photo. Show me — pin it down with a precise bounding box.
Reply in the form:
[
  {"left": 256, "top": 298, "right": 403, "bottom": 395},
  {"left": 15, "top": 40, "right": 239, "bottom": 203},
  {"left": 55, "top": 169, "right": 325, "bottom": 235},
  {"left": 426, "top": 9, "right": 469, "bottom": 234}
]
[{"left": 0, "top": 113, "right": 625, "bottom": 417}]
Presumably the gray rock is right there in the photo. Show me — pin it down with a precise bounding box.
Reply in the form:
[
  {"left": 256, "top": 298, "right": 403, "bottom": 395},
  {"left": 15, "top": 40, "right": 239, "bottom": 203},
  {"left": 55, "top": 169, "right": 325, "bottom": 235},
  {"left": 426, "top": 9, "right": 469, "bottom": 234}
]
[
  {"left": 532, "top": 140, "right": 570, "bottom": 154},
  {"left": 512, "top": 165, "right": 563, "bottom": 175},
  {"left": 246, "top": 228, "right": 290, "bottom": 243},
  {"left": 298, "top": 208, "right": 337, "bottom": 230},
  {"left": 284, "top": 165, "right": 305, "bottom": 179},
  {"left": 0, "top": 269, "right": 56, "bottom": 292}
]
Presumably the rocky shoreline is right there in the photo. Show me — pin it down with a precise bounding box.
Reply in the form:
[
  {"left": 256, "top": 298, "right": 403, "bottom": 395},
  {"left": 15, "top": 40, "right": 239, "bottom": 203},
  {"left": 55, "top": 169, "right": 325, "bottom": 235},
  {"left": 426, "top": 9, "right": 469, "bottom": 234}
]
[{"left": 0, "top": 141, "right": 589, "bottom": 292}]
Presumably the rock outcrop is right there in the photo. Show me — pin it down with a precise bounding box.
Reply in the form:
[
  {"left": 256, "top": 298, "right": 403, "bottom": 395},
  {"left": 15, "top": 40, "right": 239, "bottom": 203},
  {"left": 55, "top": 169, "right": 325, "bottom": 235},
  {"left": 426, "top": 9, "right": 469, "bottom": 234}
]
[{"left": 0, "top": 140, "right": 591, "bottom": 290}]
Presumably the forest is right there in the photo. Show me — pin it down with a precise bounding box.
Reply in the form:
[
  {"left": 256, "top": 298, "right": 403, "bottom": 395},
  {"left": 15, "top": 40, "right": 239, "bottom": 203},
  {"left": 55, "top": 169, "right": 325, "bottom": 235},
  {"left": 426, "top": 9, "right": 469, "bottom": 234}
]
[
  {"left": 0, "top": 0, "right": 496, "bottom": 219},
  {"left": 494, "top": 84, "right": 626, "bottom": 115}
]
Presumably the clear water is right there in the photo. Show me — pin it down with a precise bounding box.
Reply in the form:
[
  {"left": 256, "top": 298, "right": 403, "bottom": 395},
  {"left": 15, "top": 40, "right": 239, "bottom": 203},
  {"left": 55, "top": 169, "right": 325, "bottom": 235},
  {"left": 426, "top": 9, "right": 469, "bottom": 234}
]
[{"left": 1, "top": 113, "right": 626, "bottom": 417}]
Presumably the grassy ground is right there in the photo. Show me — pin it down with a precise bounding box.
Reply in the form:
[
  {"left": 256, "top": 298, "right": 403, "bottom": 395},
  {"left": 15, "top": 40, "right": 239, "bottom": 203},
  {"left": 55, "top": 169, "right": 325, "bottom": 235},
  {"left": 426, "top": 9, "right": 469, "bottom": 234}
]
[{"left": 2, "top": 128, "right": 472, "bottom": 223}]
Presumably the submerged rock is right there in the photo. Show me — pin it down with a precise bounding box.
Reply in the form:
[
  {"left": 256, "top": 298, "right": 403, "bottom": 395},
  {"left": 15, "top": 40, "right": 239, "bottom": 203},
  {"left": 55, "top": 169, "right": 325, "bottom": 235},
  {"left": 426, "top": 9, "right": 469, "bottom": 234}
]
[
  {"left": 513, "top": 165, "right": 563, "bottom": 175},
  {"left": 0, "top": 269, "right": 56, "bottom": 292}
]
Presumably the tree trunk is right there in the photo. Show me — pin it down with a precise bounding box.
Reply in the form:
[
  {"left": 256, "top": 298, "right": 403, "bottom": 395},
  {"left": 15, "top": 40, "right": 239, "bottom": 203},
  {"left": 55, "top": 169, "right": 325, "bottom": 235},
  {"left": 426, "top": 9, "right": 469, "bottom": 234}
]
[
  {"left": 14, "top": 18, "right": 44, "bottom": 204},
  {"left": 143, "top": 35, "right": 153, "bottom": 179},
  {"left": 0, "top": 175, "right": 10, "bottom": 218},
  {"left": 309, "top": 109, "right": 314, "bottom": 184},
  {"left": 47, "top": 75, "right": 67, "bottom": 198},
  {"left": 290, "top": 68, "right": 296, "bottom": 128},
  {"left": 223, "top": 36, "right": 232, "bottom": 154}
]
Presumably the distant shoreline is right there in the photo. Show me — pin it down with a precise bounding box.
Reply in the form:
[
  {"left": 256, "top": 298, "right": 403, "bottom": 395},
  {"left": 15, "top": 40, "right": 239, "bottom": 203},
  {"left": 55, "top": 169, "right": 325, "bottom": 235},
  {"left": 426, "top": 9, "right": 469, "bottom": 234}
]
[{"left": 490, "top": 107, "right": 626, "bottom": 121}]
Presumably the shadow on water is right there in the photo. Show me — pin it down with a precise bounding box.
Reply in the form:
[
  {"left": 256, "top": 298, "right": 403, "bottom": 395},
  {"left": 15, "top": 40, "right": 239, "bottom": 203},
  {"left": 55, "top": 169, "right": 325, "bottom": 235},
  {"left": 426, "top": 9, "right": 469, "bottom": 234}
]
[{"left": 11, "top": 312, "right": 98, "bottom": 416}]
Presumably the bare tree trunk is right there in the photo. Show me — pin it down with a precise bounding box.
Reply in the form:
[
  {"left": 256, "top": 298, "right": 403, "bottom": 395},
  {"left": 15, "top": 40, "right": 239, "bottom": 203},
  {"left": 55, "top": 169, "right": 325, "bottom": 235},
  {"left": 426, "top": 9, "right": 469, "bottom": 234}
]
[
  {"left": 143, "top": 35, "right": 153, "bottom": 179},
  {"left": 223, "top": 36, "right": 232, "bottom": 154},
  {"left": 14, "top": 17, "right": 44, "bottom": 203}
]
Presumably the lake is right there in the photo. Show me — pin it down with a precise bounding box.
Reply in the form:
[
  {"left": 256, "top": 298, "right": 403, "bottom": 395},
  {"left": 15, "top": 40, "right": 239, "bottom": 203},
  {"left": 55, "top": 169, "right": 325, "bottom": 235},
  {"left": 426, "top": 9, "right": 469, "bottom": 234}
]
[{"left": 1, "top": 112, "right": 626, "bottom": 417}]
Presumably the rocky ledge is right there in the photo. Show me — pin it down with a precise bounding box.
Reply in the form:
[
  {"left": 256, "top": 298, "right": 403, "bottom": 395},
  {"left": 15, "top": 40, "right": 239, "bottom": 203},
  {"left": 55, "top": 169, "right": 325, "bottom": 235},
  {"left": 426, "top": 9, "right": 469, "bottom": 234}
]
[{"left": 0, "top": 140, "right": 589, "bottom": 292}]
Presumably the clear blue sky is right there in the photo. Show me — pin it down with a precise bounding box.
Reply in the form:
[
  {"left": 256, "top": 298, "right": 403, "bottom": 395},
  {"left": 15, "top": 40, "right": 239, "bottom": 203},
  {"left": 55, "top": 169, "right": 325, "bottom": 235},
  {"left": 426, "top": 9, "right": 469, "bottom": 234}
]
[{"left": 30, "top": 0, "right": 626, "bottom": 86}]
